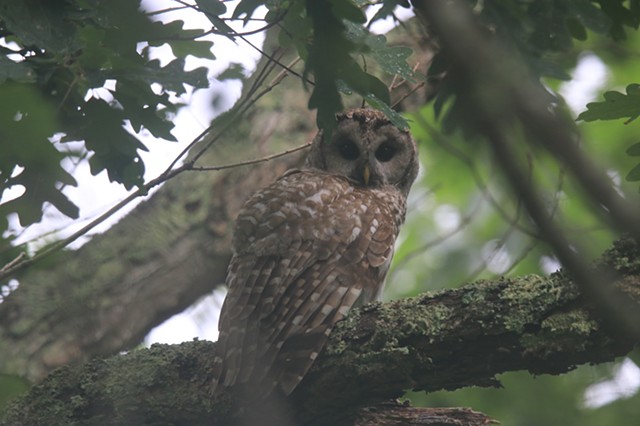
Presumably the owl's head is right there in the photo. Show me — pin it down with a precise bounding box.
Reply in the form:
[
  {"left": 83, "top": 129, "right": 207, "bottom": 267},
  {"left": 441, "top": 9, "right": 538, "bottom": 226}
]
[{"left": 305, "top": 108, "right": 419, "bottom": 196}]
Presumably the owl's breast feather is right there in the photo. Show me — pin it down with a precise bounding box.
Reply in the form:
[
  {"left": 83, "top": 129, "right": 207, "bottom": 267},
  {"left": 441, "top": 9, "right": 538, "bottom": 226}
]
[{"left": 233, "top": 169, "right": 404, "bottom": 265}]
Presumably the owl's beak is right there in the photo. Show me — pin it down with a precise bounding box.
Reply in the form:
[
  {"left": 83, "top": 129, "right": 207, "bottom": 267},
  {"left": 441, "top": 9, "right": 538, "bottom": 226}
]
[{"left": 362, "top": 164, "right": 371, "bottom": 185}]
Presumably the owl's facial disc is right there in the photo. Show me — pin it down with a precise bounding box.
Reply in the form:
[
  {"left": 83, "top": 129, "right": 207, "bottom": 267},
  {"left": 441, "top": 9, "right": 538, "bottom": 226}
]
[
  {"left": 327, "top": 122, "right": 407, "bottom": 188},
  {"left": 304, "top": 109, "right": 418, "bottom": 195}
]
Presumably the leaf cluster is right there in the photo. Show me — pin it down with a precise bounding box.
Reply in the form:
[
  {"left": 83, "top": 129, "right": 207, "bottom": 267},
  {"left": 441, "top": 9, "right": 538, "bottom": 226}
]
[
  {"left": 231, "top": 0, "right": 418, "bottom": 132},
  {"left": 578, "top": 83, "right": 640, "bottom": 186},
  {"left": 431, "top": 0, "right": 640, "bottom": 134},
  {"left": 0, "top": 0, "right": 213, "bottom": 231}
]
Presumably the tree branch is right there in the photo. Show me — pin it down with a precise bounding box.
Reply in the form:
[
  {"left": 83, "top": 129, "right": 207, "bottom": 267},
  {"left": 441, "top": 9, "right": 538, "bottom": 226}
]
[
  {"left": 354, "top": 404, "right": 497, "bottom": 426},
  {"left": 3, "top": 238, "right": 638, "bottom": 425}
]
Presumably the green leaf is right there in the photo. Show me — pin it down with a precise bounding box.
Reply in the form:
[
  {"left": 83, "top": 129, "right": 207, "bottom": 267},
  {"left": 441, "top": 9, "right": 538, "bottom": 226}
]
[
  {"left": 369, "top": 0, "right": 410, "bottom": 23},
  {"left": 528, "top": 2, "right": 574, "bottom": 51},
  {"left": 145, "top": 21, "right": 210, "bottom": 48},
  {"left": 0, "top": 56, "right": 36, "bottom": 83},
  {"left": 278, "top": 1, "right": 311, "bottom": 58},
  {"left": 329, "top": 0, "right": 366, "bottom": 24},
  {"left": 627, "top": 142, "right": 640, "bottom": 156},
  {"left": 207, "top": 15, "right": 237, "bottom": 39},
  {"left": 46, "top": 185, "right": 82, "bottom": 219},
  {"left": 67, "top": 99, "right": 146, "bottom": 189},
  {"left": 195, "top": 0, "right": 236, "bottom": 39},
  {"left": 337, "top": 75, "right": 408, "bottom": 130},
  {"left": 167, "top": 39, "right": 215, "bottom": 60},
  {"left": 0, "top": 0, "right": 81, "bottom": 54},
  {"left": 309, "top": 78, "right": 343, "bottom": 135},
  {"left": 626, "top": 142, "right": 640, "bottom": 183},
  {"left": 529, "top": 57, "right": 572, "bottom": 81},
  {"left": 598, "top": 0, "right": 640, "bottom": 40},
  {"left": 0, "top": 83, "right": 78, "bottom": 224},
  {"left": 76, "top": 26, "right": 113, "bottom": 70},
  {"left": 4, "top": 167, "right": 79, "bottom": 226},
  {"left": 577, "top": 84, "right": 640, "bottom": 124},
  {"left": 371, "top": 43, "right": 417, "bottom": 82},
  {"left": 306, "top": 0, "right": 352, "bottom": 131},
  {"left": 344, "top": 21, "right": 419, "bottom": 83},
  {"left": 195, "top": 0, "right": 227, "bottom": 16},
  {"left": 216, "top": 63, "right": 246, "bottom": 81},
  {"left": 231, "top": 0, "right": 263, "bottom": 23},
  {"left": 342, "top": 66, "right": 391, "bottom": 105},
  {"left": 565, "top": 18, "right": 587, "bottom": 41},
  {"left": 363, "top": 93, "right": 409, "bottom": 130},
  {"left": 626, "top": 164, "right": 640, "bottom": 182},
  {"left": 138, "top": 59, "right": 210, "bottom": 94},
  {"left": 570, "top": 0, "right": 612, "bottom": 34}
]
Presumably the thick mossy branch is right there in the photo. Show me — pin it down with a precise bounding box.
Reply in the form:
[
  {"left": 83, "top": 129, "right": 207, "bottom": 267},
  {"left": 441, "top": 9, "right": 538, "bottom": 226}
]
[
  {"left": 296, "top": 238, "right": 640, "bottom": 420},
  {"left": 3, "top": 238, "right": 638, "bottom": 426},
  {"left": 353, "top": 403, "right": 497, "bottom": 426}
]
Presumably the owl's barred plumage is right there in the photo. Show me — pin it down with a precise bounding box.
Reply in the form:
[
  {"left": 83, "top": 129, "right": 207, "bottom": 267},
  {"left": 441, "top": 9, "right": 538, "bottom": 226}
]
[{"left": 214, "top": 108, "right": 419, "bottom": 398}]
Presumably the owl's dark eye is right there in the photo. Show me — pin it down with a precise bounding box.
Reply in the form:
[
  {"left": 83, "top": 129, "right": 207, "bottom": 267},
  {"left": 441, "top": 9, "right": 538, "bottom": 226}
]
[
  {"left": 375, "top": 143, "right": 396, "bottom": 162},
  {"left": 338, "top": 140, "right": 360, "bottom": 161}
]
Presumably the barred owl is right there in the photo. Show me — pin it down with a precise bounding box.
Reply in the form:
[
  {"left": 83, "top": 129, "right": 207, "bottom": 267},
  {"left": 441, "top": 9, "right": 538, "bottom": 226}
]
[{"left": 214, "top": 108, "right": 419, "bottom": 398}]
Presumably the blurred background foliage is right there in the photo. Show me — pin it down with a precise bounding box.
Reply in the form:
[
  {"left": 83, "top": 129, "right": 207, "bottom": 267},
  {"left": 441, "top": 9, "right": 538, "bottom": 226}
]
[
  {"left": 1, "top": 0, "right": 640, "bottom": 423},
  {"left": 390, "top": 13, "right": 640, "bottom": 425}
]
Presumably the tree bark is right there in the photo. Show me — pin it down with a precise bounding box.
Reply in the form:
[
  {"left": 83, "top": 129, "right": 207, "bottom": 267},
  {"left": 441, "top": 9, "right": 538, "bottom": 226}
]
[
  {"left": 354, "top": 404, "right": 497, "bottom": 426},
  {"left": 2, "top": 237, "right": 638, "bottom": 425}
]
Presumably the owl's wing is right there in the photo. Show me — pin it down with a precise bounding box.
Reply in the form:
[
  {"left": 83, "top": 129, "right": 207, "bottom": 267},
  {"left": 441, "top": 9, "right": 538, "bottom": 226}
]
[{"left": 214, "top": 170, "right": 404, "bottom": 397}]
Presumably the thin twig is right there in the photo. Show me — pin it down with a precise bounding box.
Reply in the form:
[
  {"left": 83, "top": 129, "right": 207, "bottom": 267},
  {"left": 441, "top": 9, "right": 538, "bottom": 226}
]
[
  {"left": 169, "top": 0, "right": 304, "bottom": 84},
  {"left": 191, "top": 142, "right": 311, "bottom": 172},
  {"left": 0, "top": 252, "right": 27, "bottom": 274},
  {"left": 171, "top": 47, "right": 287, "bottom": 170},
  {"left": 0, "top": 138, "right": 307, "bottom": 282},
  {"left": 501, "top": 238, "right": 540, "bottom": 276},
  {"left": 145, "top": 5, "right": 189, "bottom": 16},
  {"left": 389, "top": 194, "right": 483, "bottom": 282},
  {"left": 419, "top": 117, "right": 538, "bottom": 237},
  {"left": 186, "top": 51, "right": 289, "bottom": 166},
  {"left": 171, "top": 0, "right": 284, "bottom": 39},
  {"left": 391, "top": 81, "right": 425, "bottom": 109},
  {"left": 390, "top": 61, "right": 420, "bottom": 92},
  {"left": 239, "top": 34, "right": 313, "bottom": 85},
  {"left": 464, "top": 144, "right": 538, "bottom": 281},
  {"left": 0, "top": 165, "right": 183, "bottom": 282}
]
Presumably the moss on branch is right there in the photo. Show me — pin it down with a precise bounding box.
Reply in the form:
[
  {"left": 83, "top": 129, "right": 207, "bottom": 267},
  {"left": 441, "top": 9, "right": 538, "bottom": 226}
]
[{"left": 2, "top": 238, "right": 639, "bottom": 426}]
